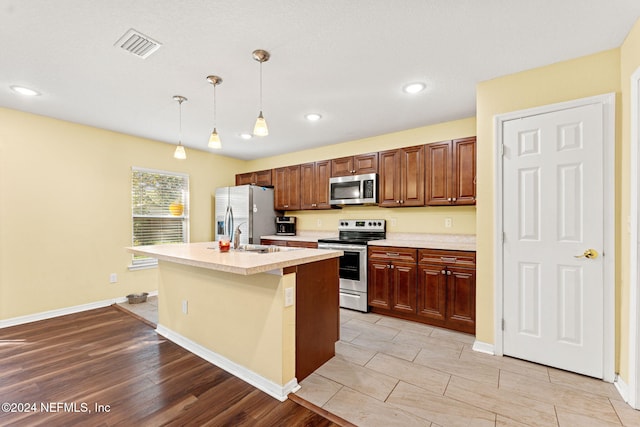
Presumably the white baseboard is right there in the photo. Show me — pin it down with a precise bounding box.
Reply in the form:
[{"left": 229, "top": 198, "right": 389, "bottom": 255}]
[
  {"left": 0, "top": 291, "right": 159, "bottom": 329},
  {"left": 472, "top": 340, "right": 495, "bottom": 355},
  {"left": 155, "top": 324, "right": 298, "bottom": 402},
  {"left": 615, "top": 374, "right": 631, "bottom": 404},
  {"left": 0, "top": 297, "right": 128, "bottom": 329}
]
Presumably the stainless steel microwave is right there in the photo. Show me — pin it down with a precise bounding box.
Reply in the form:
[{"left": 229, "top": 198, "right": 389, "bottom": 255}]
[{"left": 329, "top": 173, "right": 378, "bottom": 205}]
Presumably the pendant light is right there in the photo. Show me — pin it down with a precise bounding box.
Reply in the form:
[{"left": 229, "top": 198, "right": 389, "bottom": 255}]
[
  {"left": 173, "top": 95, "right": 187, "bottom": 160},
  {"left": 206, "top": 75, "right": 223, "bottom": 149},
  {"left": 252, "top": 49, "right": 270, "bottom": 137}
]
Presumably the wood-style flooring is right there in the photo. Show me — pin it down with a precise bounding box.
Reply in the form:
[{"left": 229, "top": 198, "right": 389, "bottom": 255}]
[{"left": 0, "top": 306, "right": 342, "bottom": 426}]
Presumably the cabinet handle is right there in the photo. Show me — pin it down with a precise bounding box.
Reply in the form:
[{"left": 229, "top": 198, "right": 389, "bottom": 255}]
[
  {"left": 284, "top": 205, "right": 289, "bottom": 208},
  {"left": 441, "top": 269, "right": 446, "bottom": 274},
  {"left": 447, "top": 271, "right": 452, "bottom": 275},
  {"left": 447, "top": 197, "right": 452, "bottom": 202},
  {"left": 386, "top": 252, "right": 400, "bottom": 257},
  {"left": 441, "top": 257, "right": 457, "bottom": 263},
  {"left": 312, "top": 203, "right": 317, "bottom": 207},
  {"left": 452, "top": 198, "right": 457, "bottom": 202},
  {"left": 400, "top": 200, "right": 404, "bottom": 204}
]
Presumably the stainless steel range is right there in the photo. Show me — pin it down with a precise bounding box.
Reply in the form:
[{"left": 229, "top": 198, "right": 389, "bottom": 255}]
[{"left": 317, "top": 219, "right": 386, "bottom": 312}]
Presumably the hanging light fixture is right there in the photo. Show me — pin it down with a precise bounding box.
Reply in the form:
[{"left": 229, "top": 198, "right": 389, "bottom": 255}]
[
  {"left": 173, "top": 95, "right": 187, "bottom": 160},
  {"left": 206, "top": 75, "right": 223, "bottom": 149},
  {"left": 252, "top": 49, "right": 270, "bottom": 137}
]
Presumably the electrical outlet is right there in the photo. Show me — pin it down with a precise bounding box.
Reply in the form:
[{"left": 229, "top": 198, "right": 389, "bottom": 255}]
[
  {"left": 390, "top": 218, "right": 397, "bottom": 227},
  {"left": 182, "top": 300, "right": 188, "bottom": 314},
  {"left": 109, "top": 273, "right": 117, "bottom": 283},
  {"left": 284, "top": 288, "right": 294, "bottom": 307},
  {"left": 445, "top": 218, "right": 452, "bottom": 228},
  {"left": 317, "top": 219, "right": 322, "bottom": 227}
]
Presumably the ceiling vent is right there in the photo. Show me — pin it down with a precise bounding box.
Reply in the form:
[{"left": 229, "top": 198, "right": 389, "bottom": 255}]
[{"left": 114, "top": 28, "right": 162, "bottom": 59}]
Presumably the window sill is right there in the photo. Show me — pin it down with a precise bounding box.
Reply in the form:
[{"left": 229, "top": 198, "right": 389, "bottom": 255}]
[{"left": 128, "top": 260, "right": 158, "bottom": 271}]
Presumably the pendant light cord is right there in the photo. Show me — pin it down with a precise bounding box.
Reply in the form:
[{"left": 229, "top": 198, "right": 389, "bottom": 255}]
[
  {"left": 179, "top": 99, "right": 183, "bottom": 144},
  {"left": 259, "top": 61, "right": 263, "bottom": 112}
]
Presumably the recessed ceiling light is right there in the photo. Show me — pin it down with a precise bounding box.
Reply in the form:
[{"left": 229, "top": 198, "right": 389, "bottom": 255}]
[
  {"left": 240, "top": 133, "right": 253, "bottom": 140},
  {"left": 10, "top": 85, "right": 41, "bottom": 96},
  {"left": 305, "top": 113, "right": 322, "bottom": 121},
  {"left": 403, "top": 82, "right": 426, "bottom": 94}
]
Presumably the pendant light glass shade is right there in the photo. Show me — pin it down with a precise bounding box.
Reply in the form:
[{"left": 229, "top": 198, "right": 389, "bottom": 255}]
[
  {"left": 208, "top": 128, "right": 221, "bottom": 149},
  {"left": 206, "top": 75, "right": 223, "bottom": 149},
  {"left": 253, "top": 111, "right": 268, "bottom": 136},
  {"left": 252, "top": 49, "right": 270, "bottom": 137},
  {"left": 173, "top": 144, "right": 186, "bottom": 159},
  {"left": 172, "top": 95, "right": 187, "bottom": 160}
]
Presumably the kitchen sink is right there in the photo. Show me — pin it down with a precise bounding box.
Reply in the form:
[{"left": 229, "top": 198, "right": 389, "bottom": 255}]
[{"left": 235, "top": 244, "right": 301, "bottom": 253}]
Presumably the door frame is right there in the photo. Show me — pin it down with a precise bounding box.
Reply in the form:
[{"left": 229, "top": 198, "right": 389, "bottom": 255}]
[
  {"left": 493, "top": 93, "right": 616, "bottom": 382},
  {"left": 629, "top": 66, "right": 640, "bottom": 408}
]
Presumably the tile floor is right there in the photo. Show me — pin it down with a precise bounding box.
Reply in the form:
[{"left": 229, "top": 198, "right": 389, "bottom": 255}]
[
  {"left": 294, "top": 309, "right": 640, "bottom": 427},
  {"left": 117, "top": 295, "right": 158, "bottom": 325},
  {"left": 117, "top": 300, "right": 640, "bottom": 426}
]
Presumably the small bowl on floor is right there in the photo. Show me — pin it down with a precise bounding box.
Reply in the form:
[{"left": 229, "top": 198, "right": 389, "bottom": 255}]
[{"left": 126, "top": 292, "right": 149, "bottom": 304}]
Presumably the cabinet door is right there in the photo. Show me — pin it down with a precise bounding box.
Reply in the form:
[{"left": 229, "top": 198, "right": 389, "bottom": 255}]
[
  {"left": 315, "top": 160, "right": 332, "bottom": 209},
  {"left": 447, "top": 266, "right": 476, "bottom": 332},
  {"left": 330, "top": 156, "right": 354, "bottom": 177},
  {"left": 378, "top": 149, "right": 401, "bottom": 207},
  {"left": 273, "top": 167, "right": 288, "bottom": 210},
  {"left": 353, "top": 153, "right": 378, "bottom": 174},
  {"left": 300, "top": 163, "right": 316, "bottom": 210},
  {"left": 368, "top": 260, "right": 392, "bottom": 310},
  {"left": 417, "top": 264, "right": 447, "bottom": 321},
  {"left": 400, "top": 145, "right": 425, "bottom": 207},
  {"left": 286, "top": 241, "right": 318, "bottom": 248},
  {"left": 255, "top": 169, "right": 273, "bottom": 187},
  {"left": 391, "top": 262, "right": 417, "bottom": 314},
  {"left": 425, "top": 141, "right": 452, "bottom": 206},
  {"left": 287, "top": 165, "right": 301, "bottom": 210},
  {"left": 236, "top": 172, "right": 255, "bottom": 186},
  {"left": 274, "top": 166, "right": 301, "bottom": 210},
  {"left": 452, "top": 137, "right": 476, "bottom": 205}
]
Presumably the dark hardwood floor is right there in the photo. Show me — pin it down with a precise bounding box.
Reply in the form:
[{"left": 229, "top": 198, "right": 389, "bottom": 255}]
[{"left": 0, "top": 306, "right": 343, "bottom": 426}]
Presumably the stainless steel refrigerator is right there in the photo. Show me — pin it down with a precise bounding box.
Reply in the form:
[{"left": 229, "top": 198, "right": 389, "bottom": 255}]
[{"left": 214, "top": 185, "right": 278, "bottom": 245}]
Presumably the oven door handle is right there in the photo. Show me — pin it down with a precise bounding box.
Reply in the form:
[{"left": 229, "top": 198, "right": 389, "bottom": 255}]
[{"left": 318, "top": 243, "right": 367, "bottom": 252}]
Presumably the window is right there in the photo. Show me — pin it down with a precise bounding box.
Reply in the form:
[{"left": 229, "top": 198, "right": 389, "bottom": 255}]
[{"left": 130, "top": 167, "right": 189, "bottom": 268}]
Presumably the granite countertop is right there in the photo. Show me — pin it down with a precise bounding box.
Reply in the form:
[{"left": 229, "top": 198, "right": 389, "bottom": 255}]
[
  {"left": 260, "top": 231, "right": 338, "bottom": 243},
  {"left": 127, "top": 242, "right": 343, "bottom": 275},
  {"left": 369, "top": 233, "right": 476, "bottom": 251}
]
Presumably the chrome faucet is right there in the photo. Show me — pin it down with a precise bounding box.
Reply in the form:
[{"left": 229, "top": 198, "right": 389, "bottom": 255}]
[{"left": 233, "top": 223, "right": 245, "bottom": 249}]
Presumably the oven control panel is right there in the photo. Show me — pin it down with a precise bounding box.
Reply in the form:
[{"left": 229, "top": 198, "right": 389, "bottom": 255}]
[{"left": 337, "top": 219, "right": 385, "bottom": 232}]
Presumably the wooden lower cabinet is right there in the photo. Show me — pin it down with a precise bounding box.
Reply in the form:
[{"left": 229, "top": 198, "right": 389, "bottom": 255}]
[
  {"left": 368, "top": 247, "right": 417, "bottom": 313},
  {"left": 368, "top": 245, "right": 476, "bottom": 335},
  {"left": 260, "top": 238, "right": 317, "bottom": 248},
  {"left": 418, "top": 249, "right": 476, "bottom": 334}
]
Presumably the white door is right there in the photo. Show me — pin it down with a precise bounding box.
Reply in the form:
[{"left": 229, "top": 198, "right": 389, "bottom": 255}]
[{"left": 502, "top": 103, "right": 604, "bottom": 378}]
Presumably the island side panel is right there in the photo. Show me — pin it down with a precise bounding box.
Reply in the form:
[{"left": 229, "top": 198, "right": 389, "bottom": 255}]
[
  {"left": 294, "top": 258, "right": 340, "bottom": 381},
  {"left": 157, "top": 261, "right": 296, "bottom": 387}
]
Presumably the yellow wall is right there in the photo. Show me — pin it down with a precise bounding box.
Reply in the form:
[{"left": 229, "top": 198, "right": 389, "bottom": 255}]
[
  {"left": 475, "top": 49, "right": 622, "bottom": 362},
  {"left": 0, "top": 108, "right": 243, "bottom": 320},
  {"left": 158, "top": 261, "right": 295, "bottom": 385},
  {"left": 619, "top": 18, "right": 640, "bottom": 382},
  {"left": 247, "top": 117, "right": 478, "bottom": 235}
]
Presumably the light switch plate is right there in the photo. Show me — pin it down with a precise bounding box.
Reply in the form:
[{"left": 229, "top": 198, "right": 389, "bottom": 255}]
[{"left": 284, "top": 288, "right": 294, "bottom": 307}]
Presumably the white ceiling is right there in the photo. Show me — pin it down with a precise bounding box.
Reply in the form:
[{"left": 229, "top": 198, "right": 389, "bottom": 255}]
[{"left": 1, "top": 1, "right": 639, "bottom": 160}]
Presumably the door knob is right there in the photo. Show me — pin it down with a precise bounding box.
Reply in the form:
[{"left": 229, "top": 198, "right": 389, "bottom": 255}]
[{"left": 574, "top": 249, "right": 599, "bottom": 259}]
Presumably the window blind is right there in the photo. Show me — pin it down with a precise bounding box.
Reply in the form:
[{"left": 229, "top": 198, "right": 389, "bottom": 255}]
[{"left": 131, "top": 168, "right": 189, "bottom": 267}]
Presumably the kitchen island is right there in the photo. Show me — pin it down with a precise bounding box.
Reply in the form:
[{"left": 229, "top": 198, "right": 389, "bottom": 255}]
[{"left": 127, "top": 242, "right": 342, "bottom": 401}]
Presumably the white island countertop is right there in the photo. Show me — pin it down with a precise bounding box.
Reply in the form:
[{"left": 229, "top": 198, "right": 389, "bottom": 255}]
[{"left": 127, "top": 242, "right": 343, "bottom": 275}]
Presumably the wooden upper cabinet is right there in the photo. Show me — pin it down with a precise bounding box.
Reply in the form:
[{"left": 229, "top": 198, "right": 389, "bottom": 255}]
[
  {"left": 331, "top": 152, "right": 378, "bottom": 177},
  {"left": 273, "top": 165, "right": 301, "bottom": 211},
  {"left": 426, "top": 137, "right": 476, "bottom": 206},
  {"left": 300, "top": 160, "right": 331, "bottom": 210},
  {"left": 453, "top": 137, "right": 477, "bottom": 205},
  {"left": 378, "top": 145, "right": 425, "bottom": 207},
  {"left": 235, "top": 169, "right": 272, "bottom": 187}
]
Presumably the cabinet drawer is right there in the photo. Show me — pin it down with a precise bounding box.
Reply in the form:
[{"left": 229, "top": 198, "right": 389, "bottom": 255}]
[
  {"left": 368, "top": 246, "right": 417, "bottom": 263},
  {"left": 418, "top": 249, "right": 475, "bottom": 267}
]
